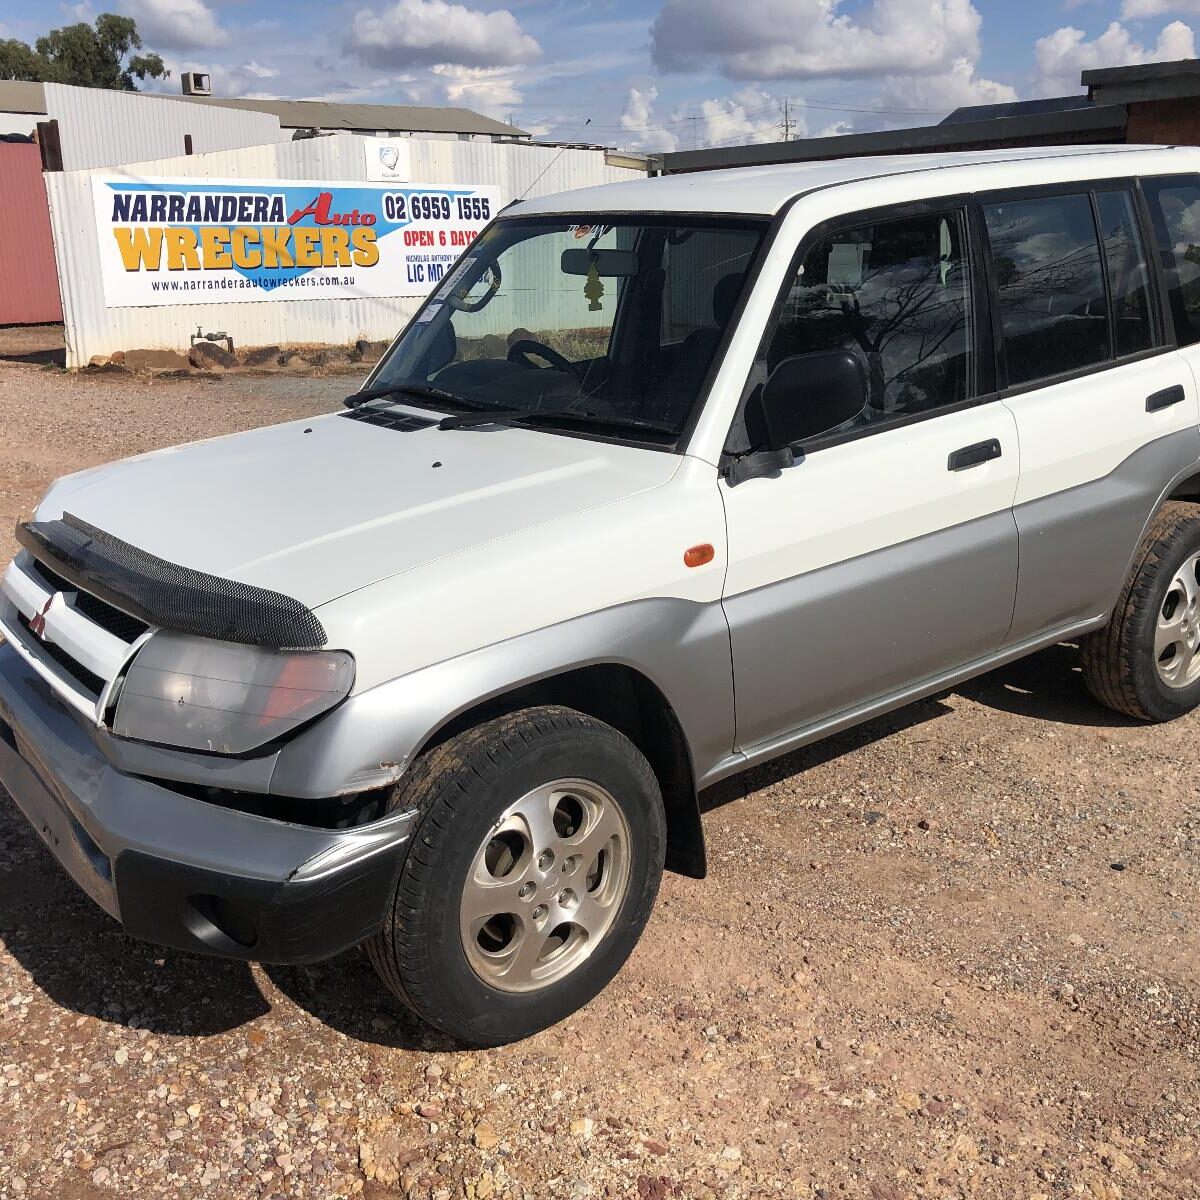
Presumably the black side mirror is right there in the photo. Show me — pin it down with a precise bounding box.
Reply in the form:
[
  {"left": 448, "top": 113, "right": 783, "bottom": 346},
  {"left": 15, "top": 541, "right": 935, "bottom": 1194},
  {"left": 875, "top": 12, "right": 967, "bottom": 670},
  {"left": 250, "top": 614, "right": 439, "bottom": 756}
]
[{"left": 757, "top": 350, "right": 869, "bottom": 450}]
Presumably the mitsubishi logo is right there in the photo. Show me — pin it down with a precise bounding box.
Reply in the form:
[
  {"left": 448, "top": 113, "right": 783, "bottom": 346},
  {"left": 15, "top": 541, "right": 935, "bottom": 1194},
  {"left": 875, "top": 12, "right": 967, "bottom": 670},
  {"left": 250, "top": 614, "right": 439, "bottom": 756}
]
[{"left": 28, "top": 594, "right": 55, "bottom": 640}]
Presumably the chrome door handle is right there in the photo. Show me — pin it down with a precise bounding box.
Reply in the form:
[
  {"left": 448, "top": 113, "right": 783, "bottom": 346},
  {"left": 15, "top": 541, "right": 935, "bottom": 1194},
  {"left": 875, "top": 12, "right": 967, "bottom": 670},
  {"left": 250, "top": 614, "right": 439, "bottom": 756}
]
[
  {"left": 947, "top": 439, "right": 1001, "bottom": 471},
  {"left": 1147, "top": 385, "right": 1186, "bottom": 412}
]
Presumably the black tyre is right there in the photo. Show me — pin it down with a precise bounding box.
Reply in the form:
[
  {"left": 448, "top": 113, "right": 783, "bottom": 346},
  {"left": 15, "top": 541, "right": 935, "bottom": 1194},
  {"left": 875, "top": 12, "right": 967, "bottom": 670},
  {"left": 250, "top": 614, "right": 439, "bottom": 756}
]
[
  {"left": 365, "top": 705, "right": 667, "bottom": 1046},
  {"left": 1081, "top": 501, "right": 1200, "bottom": 721}
]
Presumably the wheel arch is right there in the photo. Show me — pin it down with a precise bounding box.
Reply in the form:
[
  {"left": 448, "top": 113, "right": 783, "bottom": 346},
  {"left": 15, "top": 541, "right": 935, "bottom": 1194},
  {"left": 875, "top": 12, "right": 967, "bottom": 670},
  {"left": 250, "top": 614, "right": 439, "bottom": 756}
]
[{"left": 415, "top": 663, "right": 707, "bottom": 879}]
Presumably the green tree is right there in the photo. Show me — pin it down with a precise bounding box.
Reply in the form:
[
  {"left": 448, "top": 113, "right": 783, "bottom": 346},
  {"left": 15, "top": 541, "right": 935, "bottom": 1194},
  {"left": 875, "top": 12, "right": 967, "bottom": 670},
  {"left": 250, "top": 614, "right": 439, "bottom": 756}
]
[{"left": 0, "top": 14, "right": 168, "bottom": 90}]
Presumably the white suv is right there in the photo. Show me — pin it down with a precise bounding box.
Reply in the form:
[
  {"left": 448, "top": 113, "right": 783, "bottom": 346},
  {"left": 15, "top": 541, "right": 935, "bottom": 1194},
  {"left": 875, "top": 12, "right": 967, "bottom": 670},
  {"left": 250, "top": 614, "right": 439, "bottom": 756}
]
[{"left": 4, "top": 145, "right": 1200, "bottom": 1045}]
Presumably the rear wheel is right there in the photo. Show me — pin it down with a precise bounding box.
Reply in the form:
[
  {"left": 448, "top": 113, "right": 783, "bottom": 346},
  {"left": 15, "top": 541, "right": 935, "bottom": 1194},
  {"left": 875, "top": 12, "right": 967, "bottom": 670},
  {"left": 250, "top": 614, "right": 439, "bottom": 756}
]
[
  {"left": 1082, "top": 501, "right": 1200, "bottom": 721},
  {"left": 366, "top": 706, "right": 666, "bottom": 1046}
]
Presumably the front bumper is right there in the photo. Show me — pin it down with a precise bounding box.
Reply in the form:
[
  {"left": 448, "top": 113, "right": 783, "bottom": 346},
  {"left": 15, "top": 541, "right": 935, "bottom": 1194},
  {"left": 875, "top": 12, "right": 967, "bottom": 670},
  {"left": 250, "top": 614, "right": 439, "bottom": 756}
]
[{"left": 0, "top": 643, "right": 416, "bottom": 964}]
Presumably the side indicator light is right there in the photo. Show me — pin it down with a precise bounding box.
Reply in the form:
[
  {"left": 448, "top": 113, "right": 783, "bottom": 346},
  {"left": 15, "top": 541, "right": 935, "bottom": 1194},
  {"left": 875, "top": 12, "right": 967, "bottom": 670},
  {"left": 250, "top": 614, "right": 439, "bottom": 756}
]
[{"left": 684, "top": 543, "right": 715, "bottom": 568}]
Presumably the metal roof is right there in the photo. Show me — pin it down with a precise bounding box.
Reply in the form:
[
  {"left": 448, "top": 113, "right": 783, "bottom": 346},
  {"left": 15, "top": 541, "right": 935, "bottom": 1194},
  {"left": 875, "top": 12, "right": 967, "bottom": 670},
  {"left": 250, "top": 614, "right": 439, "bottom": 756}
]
[
  {"left": 1083, "top": 57, "right": 1200, "bottom": 104},
  {"left": 1082, "top": 57, "right": 1200, "bottom": 88},
  {"left": 662, "top": 103, "right": 1128, "bottom": 174},
  {"left": 0, "top": 82, "right": 526, "bottom": 138},
  {"left": 169, "top": 95, "right": 527, "bottom": 137},
  {"left": 519, "top": 144, "right": 1178, "bottom": 218},
  {"left": 939, "top": 95, "right": 1091, "bottom": 125}
]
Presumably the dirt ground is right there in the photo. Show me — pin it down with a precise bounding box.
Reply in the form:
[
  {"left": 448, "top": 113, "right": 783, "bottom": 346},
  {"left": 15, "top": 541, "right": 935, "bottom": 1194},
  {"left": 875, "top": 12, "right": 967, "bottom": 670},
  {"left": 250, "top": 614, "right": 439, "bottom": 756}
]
[{"left": 0, "top": 359, "right": 1197, "bottom": 1200}]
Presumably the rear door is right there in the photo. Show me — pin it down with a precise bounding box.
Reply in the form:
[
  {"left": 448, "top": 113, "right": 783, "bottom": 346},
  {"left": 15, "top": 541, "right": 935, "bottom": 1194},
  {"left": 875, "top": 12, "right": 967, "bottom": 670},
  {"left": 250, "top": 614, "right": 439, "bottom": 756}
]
[
  {"left": 978, "top": 181, "right": 1200, "bottom": 643},
  {"left": 720, "top": 199, "right": 1020, "bottom": 752}
]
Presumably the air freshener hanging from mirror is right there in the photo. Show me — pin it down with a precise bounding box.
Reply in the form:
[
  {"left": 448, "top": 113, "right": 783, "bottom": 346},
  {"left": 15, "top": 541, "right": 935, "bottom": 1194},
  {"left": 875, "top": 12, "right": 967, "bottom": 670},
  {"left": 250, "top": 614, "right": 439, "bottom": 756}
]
[{"left": 584, "top": 261, "right": 604, "bottom": 312}]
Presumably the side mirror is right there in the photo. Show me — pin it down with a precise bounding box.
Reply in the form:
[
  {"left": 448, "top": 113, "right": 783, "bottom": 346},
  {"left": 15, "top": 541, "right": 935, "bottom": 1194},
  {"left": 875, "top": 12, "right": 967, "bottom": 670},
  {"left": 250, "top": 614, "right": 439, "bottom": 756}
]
[{"left": 757, "top": 350, "right": 869, "bottom": 449}]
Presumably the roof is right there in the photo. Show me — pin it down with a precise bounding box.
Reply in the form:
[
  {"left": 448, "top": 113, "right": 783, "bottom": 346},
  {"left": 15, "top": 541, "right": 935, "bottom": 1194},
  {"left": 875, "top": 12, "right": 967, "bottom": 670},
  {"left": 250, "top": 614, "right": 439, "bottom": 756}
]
[
  {"left": 0, "top": 81, "right": 526, "bottom": 138},
  {"left": 1082, "top": 57, "right": 1200, "bottom": 88},
  {"left": 169, "top": 95, "right": 527, "bottom": 137},
  {"left": 939, "top": 95, "right": 1091, "bottom": 125},
  {"left": 1083, "top": 57, "right": 1200, "bottom": 104},
  {"left": 662, "top": 102, "right": 1127, "bottom": 173},
  {"left": 516, "top": 144, "right": 1187, "bottom": 218}
]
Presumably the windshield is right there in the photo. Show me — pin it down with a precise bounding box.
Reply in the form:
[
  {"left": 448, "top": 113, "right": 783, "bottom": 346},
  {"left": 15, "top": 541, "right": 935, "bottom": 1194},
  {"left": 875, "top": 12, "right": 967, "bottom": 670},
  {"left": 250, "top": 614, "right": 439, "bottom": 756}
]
[{"left": 368, "top": 215, "right": 767, "bottom": 444}]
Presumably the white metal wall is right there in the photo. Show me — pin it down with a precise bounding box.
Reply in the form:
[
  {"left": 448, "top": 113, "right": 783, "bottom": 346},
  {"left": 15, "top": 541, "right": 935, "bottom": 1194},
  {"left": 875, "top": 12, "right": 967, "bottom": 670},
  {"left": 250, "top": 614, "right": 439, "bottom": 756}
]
[
  {"left": 43, "top": 84, "right": 282, "bottom": 172},
  {"left": 45, "top": 133, "right": 645, "bottom": 368}
]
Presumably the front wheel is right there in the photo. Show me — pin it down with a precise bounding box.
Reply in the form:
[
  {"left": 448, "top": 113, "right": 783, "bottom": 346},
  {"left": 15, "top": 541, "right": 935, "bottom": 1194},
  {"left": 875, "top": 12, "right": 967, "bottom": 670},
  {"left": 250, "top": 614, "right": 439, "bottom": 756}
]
[{"left": 366, "top": 706, "right": 666, "bottom": 1046}]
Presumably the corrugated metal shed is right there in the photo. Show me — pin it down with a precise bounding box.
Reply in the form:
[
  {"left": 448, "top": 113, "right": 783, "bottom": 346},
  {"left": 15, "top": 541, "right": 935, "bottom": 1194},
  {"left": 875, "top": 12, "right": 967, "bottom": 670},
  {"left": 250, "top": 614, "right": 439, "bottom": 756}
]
[
  {"left": 0, "top": 142, "right": 63, "bottom": 324},
  {"left": 170, "top": 96, "right": 528, "bottom": 138},
  {"left": 45, "top": 133, "right": 646, "bottom": 367},
  {"left": 41, "top": 83, "right": 283, "bottom": 172}
]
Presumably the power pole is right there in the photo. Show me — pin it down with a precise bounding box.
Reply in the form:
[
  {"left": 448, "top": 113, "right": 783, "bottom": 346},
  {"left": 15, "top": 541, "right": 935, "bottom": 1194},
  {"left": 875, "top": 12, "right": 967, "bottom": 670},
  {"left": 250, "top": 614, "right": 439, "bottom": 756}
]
[
  {"left": 779, "top": 98, "right": 794, "bottom": 142},
  {"left": 688, "top": 115, "right": 699, "bottom": 150}
]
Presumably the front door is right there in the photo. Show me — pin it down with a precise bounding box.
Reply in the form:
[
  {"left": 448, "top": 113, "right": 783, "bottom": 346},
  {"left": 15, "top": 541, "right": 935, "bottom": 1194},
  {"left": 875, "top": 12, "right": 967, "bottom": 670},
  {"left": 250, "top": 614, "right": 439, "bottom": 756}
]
[{"left": 720, "top": 201, "right": 1020, "bottom": 751}]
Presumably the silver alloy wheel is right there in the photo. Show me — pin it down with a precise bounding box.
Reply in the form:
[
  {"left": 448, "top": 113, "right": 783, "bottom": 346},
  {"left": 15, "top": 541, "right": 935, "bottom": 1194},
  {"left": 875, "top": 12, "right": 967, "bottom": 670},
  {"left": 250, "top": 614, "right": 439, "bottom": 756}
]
[
  {"left": 1156, "top": 550, "right": 1200, "bottom": 688},
  {"left": 460, "top": 778, "right": 632, "bottom": 993}
]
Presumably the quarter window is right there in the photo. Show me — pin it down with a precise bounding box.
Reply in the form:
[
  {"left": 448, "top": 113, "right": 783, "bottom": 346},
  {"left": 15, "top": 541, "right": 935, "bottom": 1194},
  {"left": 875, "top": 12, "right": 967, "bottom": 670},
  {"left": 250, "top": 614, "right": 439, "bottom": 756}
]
[
  {"left": 1096, "top": 190, "right": 1156, "bottom": 357},
  {"left": 982, "top": 193, "right": 1109, "bottom": 387},
  {"left": 1143, "top": 174, "right": 1200, "bottom": 346},
  {"left": 762, "top": 208, "right": 975, "bottom": 439}
]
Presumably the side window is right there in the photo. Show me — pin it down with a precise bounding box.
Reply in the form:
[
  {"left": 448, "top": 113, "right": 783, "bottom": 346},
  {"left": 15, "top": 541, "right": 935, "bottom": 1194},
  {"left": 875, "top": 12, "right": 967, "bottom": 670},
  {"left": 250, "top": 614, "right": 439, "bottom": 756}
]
[
  {"left": 763, "top": 208, "right": 974, "bottom": 438},
  {"left": 982, "top": 193, "right": 1108, "bottom": 387},
  {"left": 1096, "top": 190, "right": 1156, "bottom": 357},
  {"left": 1143, "top": 174, "right": 1200, "bottom": 346}
]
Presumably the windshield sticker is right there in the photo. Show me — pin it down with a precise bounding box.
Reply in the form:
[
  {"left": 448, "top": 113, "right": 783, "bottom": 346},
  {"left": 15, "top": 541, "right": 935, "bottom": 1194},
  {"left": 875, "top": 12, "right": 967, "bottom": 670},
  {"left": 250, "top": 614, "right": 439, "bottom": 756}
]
[
  {"left": 437, "top": 256, "right": 476, "bottom": 298},
  {"left": 828, "top": 242, "right": 867, "bottom": 287},
  {"left": 415, "top": 302, "right": 443, "bottom": 324}
]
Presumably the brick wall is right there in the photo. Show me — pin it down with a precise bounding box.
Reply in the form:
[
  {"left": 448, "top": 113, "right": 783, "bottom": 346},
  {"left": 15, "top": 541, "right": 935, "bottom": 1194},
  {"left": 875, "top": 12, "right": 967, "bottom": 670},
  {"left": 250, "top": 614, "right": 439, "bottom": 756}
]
[{"left": 1126, "top": 97, "right": 1200, "bottom": 145}]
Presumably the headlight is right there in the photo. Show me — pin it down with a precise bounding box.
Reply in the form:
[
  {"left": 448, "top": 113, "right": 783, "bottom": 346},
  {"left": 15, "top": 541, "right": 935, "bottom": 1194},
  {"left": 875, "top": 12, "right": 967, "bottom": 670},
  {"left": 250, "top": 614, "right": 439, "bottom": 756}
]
[{"left": 113, "top": 632, "right": 355, "bottom": 754}]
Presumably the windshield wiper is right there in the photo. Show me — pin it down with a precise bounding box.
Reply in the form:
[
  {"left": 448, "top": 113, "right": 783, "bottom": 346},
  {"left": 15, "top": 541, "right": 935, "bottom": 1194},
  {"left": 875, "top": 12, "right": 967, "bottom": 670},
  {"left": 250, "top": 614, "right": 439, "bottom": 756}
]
[
  {"left": 439, "top": 406, "right": 677, "bottom": 438},
  {"left": 344, "top": 382, "right": 490, "bottom": 412}
]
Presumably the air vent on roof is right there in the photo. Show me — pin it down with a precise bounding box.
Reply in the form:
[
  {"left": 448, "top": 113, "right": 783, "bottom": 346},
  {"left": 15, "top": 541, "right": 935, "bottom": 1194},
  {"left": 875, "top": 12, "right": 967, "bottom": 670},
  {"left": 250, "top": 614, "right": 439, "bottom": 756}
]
[{"left": 341, "top": 406, "right": 437, "bottom": 432}]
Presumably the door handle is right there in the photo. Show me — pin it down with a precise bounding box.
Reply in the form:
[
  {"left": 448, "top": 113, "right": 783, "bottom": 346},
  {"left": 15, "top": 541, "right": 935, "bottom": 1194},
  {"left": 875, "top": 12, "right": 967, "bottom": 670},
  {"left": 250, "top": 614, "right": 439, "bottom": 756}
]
[
  {"left": 947, "top": 439, "right": 1002, "bottom": 471},
  {"left": 1146, "top": 385, "right": 1186, "bottom": 412}
]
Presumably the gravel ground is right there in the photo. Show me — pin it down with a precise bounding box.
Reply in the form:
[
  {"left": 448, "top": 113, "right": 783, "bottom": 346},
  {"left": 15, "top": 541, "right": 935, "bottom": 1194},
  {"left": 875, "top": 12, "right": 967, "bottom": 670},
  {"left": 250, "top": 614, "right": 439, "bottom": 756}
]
[{"left": 0, "top": 360, "right": 1198, "bottom": 1200}]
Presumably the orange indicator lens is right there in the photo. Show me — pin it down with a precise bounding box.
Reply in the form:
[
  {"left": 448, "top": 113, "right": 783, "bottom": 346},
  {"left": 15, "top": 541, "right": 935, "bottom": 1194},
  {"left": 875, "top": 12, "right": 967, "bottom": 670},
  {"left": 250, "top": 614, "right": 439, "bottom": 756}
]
[{"left": 684, "top": 543, "right": 715, "bottom": 568}]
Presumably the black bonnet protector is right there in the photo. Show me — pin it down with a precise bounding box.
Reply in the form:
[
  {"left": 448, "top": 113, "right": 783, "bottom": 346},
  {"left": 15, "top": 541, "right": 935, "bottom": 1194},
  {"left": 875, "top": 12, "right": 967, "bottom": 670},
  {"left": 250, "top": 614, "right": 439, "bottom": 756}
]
[{"left": 15, "top": 513, "right": 327, "bottom": 649}]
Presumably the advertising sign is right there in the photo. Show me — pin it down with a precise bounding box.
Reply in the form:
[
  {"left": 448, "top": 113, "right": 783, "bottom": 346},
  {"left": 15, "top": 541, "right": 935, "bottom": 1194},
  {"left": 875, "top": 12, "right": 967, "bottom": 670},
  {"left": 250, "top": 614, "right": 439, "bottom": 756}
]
[
  {"left": 364, "top": 138, "right": 412, "bottom": 182},
  {"left": 91, "top": 176, "right": 502, "bottom": 307}
]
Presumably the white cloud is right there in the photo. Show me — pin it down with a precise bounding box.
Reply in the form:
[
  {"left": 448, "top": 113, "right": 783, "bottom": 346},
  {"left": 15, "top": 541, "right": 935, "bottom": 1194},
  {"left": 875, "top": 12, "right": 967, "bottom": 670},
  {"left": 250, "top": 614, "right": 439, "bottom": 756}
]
[
  {"left": 652, "top": 0, "right": 987, "bottom": 81},
  {"left": 432, "top": 64, "right": 522, "bottom": 115},
  {"left": 878, "top": 57, "right": 1018, "bottom": 113},
  {"left": 1122, "top": 0, "right": 1200, "bottom": 17},
  {"left": 243, "top": 61, "right": 279, "bottom": 80},
  {"left": 615, "top": 85, "right": 786, "bottom": 153},
  {"left": 621, "top": 85, "right": 657, "bottom": 133},
  {"left": 1033, "top": 19, "right": 1194, "bottom": 94},
  {"left": 119, "top": 0, "right": 228, "bottom": 51},
  {"left": 348, "top": 0, "right": 540, "bottom": 69}
]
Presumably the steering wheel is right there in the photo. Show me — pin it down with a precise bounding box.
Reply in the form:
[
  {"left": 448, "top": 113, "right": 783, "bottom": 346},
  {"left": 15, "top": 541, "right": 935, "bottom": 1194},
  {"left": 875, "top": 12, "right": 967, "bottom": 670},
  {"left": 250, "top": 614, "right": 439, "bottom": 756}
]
[{"left": 506, "top": 338, "right": 584, "bottom": 380}]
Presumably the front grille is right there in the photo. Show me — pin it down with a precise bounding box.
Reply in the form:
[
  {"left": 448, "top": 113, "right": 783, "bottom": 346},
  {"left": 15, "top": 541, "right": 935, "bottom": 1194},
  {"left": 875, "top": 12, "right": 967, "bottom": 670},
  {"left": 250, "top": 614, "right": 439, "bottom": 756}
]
[
  {"left": 74, "top": 593, "right": 149, "bottom": 642},
  {"left": 16, "top": 613, "right": 105, "bottom": 696},
  {"left": 341, "top": 406, "right": 437, "bottom": 432},
  {"left": 27, "top": 556, "right": 149, "bottom": 644}
]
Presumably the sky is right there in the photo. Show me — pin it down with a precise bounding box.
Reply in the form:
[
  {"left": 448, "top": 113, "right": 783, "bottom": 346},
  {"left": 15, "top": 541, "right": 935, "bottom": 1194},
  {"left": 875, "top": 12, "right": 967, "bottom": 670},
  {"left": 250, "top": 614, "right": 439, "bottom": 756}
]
[{"left": 5, "top": 0, "right": 1199, "bottom": 151}]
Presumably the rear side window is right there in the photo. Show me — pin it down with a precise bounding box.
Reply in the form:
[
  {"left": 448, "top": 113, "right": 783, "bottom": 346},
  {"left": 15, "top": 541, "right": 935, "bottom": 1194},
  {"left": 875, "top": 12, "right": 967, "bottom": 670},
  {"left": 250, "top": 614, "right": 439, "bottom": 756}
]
[
  {"left": 1143, "top": 174, "right": 1200, "bottom": 346},
  {"left": 764, "top": 208, "right": 974, "bottom": 434},
  {"left": 1096, "top": 190, "right": 1156, "bottom": 357},
  {"left": 982, "top": 193, "right": 1109, "bottom": 387}
]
